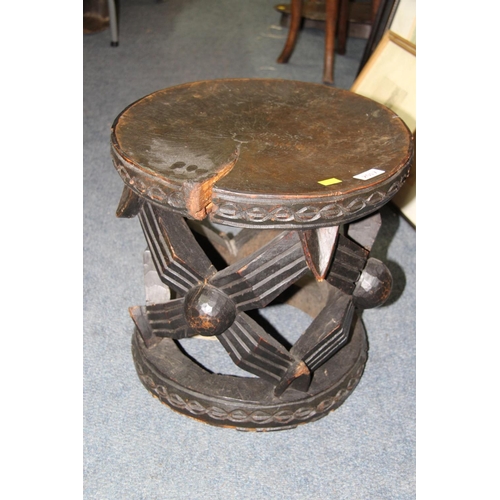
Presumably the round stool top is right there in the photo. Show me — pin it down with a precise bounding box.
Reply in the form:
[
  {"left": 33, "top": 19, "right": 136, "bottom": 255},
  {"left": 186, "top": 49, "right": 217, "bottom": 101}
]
[{"left": 111, "top": 79, "right": 413, "bottom": 228}]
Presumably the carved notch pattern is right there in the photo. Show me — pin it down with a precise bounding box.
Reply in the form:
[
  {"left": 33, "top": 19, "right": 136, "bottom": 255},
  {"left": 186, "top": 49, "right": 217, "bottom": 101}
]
[
  {"left": 211, "top": 165, "right": 411, "bottom": 226},
  {"left": 132, "top": 339, "right": 367, "bottom": 427}
]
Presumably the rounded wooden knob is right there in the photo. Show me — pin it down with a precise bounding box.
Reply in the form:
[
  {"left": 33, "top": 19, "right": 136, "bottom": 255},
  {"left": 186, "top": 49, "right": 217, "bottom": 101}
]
[
  {"left": 353, "top": 258, "right": 392, "bottom": 309},
  {"left": 184, "top": 284, "right": 236, "bottom": 336}
]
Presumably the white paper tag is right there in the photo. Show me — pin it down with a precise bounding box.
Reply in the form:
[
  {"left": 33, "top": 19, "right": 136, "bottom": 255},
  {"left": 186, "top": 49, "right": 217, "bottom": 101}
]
[{"left": 353, "top": 168, "right": 385, "bottom": 180}]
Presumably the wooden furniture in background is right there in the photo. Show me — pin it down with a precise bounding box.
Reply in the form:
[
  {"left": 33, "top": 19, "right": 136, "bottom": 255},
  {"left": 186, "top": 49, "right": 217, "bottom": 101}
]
[
  {"left": 110, "top": 79, "right": 413, "bottom": 430},
  {"left": 276, "top": 0, "right": 380, "bottom": 84}
]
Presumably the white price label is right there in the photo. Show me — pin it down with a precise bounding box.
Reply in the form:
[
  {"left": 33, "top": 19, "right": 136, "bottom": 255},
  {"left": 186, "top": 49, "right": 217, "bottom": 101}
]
[{"left": 353, "top": 169, "right": 385, "bottom": 181}]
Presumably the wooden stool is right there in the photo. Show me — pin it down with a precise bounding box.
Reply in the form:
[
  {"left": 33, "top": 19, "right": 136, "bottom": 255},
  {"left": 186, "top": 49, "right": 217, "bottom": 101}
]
[{"left": 110, "top": 79, "right": 413, "bottom": 431}]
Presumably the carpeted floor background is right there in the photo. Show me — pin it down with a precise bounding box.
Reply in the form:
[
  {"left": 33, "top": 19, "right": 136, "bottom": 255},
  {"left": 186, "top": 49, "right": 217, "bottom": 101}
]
[{"left": 83, "top": 1, "right": 415, "bottom": 498}]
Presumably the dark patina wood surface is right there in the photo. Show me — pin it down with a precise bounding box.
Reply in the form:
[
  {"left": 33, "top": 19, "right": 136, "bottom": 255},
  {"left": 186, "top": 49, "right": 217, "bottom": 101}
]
[{"left": 111, "top": 79, "right": 413, "bottom": 228}]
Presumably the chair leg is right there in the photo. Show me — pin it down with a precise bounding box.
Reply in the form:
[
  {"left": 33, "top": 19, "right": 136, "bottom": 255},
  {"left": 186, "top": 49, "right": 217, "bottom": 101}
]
[
  {"left": 336, "top": 0, "right": 350, "bottom": 55},
  {"left": 277, "top": 0, "right": 303, "bottom": 64},
  {"left": 323, "top": 0, "right": 339, "bottom": 84},
  {"left": 107, "top": 0, "right": 119, "bottom": 46}
]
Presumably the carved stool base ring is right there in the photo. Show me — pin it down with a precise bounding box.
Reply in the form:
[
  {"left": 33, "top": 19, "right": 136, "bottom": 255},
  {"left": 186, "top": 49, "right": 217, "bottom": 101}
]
[{"left": 132, "top": 316, "right": 367, "bottom": 431}]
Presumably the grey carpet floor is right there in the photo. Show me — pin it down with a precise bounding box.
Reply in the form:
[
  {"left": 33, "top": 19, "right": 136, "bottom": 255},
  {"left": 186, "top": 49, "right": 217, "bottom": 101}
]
[{"left": 83, "top": 1, "right": 415, "bottom": 498}]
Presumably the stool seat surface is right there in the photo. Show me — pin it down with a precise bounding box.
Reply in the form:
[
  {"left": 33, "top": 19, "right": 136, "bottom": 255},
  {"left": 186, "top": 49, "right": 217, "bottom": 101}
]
[{"left": 111, "top": 79, "right": 412, "bottom": 227}]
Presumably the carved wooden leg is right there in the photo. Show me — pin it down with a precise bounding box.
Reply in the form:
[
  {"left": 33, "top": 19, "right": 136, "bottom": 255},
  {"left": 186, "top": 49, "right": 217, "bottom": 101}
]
[
  {"left": 290, "top": 286, "right": 355, "bottom": 371},
  {"left": 130, "top": 203, "right": 310, "bottom": 385},
  {"left": 219, "top": 311, "right": 311, "bottom": 393}
]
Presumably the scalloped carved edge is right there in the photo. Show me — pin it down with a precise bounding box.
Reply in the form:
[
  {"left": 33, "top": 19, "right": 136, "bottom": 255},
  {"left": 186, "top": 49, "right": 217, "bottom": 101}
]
[{"left": 210, "top": 161, "right": 412, "bottom": 228}]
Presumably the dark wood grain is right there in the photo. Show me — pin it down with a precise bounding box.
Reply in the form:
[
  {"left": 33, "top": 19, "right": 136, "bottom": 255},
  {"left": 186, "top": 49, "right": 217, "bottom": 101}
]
[
  {"left": 290, "top": 286, "right": 354, "bottom": 371},
  {"left": 209, "top": 230, "right": 309, "bottom": 311},
  {"left": 326, "top": 234, "right": 368, "bottom": 294}
]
